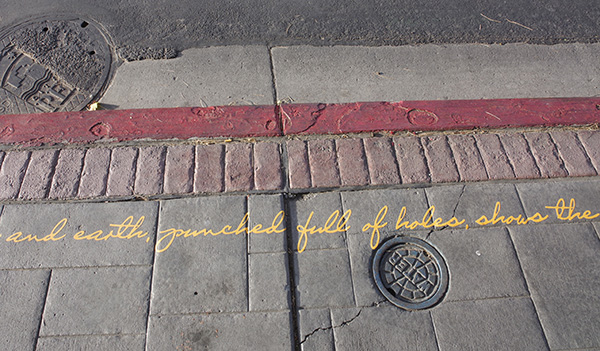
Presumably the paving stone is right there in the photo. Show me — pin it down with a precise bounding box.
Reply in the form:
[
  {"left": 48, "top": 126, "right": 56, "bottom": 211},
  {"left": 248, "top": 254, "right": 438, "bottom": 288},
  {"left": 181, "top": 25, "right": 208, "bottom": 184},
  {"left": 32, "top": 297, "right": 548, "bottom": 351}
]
[
  {"left": 249, "top": 252, "right": 289, "bottom": 311},
  {"left": 248, "top": 194, "right": 286, "bottom": 253},
  {"left": 421, "top": 135, "right": 460, "bottom": 183},
  {"left": 0, "top": 201, "right": 158, "bottom": 268},
  {"left": 253, "top": 142, "right": 283, "bottom": 190},
  {"left": 152, "top": 196, "right": 248, "bottom": 314},
  {"left": 335, "top": 138, "right": 369, "bottom": 187},
  {"left": 225, "top": 143, "right": 254, "bottom": 192},
  {"left": 524, "top": 132, "right": 568, "bottom": 178},
  {"left": 307, "top": 139, "right": 341, "bottom": 188},
  {"left": 330, "top": 306, "right": 437, "bottom": 351},
  {"left": 48, "top": 149, "right": 85, "bottom": 199},
  {"left": 0, "top": 152, "right": 26, "bottom": 198},
  {"left": 18, "top": 149, "right": 58, "bottom": 200},
  {"left": 363, "top": 137, "right": 401, "bottom": 185},
  {"left": 134, "top": 146, "right": 166, "bottom": 195},
  {"left": 299, "top": 309, "right": 334, "bottom": 351},
  {"left": 106, "top": 147, "right": 138, "bottom": 196},
  {"left": 425, "top": 182, "right": 526, "bottom": 229},
  {"left": 578, "top": 130, "right": 600, "bottom": 172},
  {"left": 194, "top": 144, "right": 225, "bottom": 193},
  {"left": 509, "top": 223, "right": 600, "bottom": 350},
  {"left": 474, "top": 134, "right": 516, "bottom": 180},
  {"left": 40, "top": 266, "right": 151, "bottom": 336},
  {"left": 432, "top": 298, "right": 548, "bottom": 351},
  {"left": 499, "top": 133, "right": 541, "bottom": 179},
  {"left": 164, "top": 145, "right": 194, "bottom": 194},
  {"left": 393, "top": 135, "right": 430, "bottom": 184},
  {"left": 551, "top": 131, "right": 597, "bottom": 177},
  {"left": 447, "top": 134, "right": 488, "bottom": 181},
  {"left": 36, "top": 335, "right": 145, "bottom": 351},
  {"left": 294, "top": 248, "right": 355, "bottom": 309},
  {"left": 428, "top": 227, "right": 528, "bottom": 302},
  {"left": 0, "top": 269, "right": 49, "bottom": 351},
  {"left": 146, "top": 312, "right": 292, "bottom": 350},
  {"left": 515, "top": 178, "right": 600, "bottom": 225},
  {"left": 341, "top": 188, "right": 429, "bottom": 237},
  {"left": 289, "top": 192, "right": 346, "bottom": 252},
  {"left": 287, "top": 140, "right": 311, "bottom": 189},
  {"left": 78, "top": 148, "right": 110, "bottom": 198}
]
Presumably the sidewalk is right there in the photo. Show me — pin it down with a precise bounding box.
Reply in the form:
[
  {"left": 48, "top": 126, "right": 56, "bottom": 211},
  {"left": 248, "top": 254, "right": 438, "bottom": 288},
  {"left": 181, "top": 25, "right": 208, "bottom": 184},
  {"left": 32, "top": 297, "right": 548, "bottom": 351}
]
[{"left": 1, "top": 43, "right": 600, "bottom": 351}]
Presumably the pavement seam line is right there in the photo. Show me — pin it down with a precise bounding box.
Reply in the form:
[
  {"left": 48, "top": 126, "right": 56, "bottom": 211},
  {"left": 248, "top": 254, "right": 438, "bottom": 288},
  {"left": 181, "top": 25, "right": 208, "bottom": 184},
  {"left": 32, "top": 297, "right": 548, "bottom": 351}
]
[
  {"left": 282, "top": 194, "right": 301, "bottom": 351},
  {"left": 245, "top": 196, "right": 250, "bottom": 312},
  {"left": 38, "top": 332, "right": 146, "bottom": 339},
  {"left": 43, "top": 150, "right": 61, "bottom": 199},
  {"left": 547, "top": 133, "right": 570, "bottom": 176},
  {"left": 520, "top": 133, "right": 544, "bottom": 178},
  {"left": 33, "top": 269, "right": 53, "bottom": 351},
  {"left": 429, "top": 311, "right": 443, "bottom": 351},
  {"left": 505, "top": 227, "right": 553, "bottom": 350},
  {"left": 143, "top": 201, "right": 161, "bottom": 351}
]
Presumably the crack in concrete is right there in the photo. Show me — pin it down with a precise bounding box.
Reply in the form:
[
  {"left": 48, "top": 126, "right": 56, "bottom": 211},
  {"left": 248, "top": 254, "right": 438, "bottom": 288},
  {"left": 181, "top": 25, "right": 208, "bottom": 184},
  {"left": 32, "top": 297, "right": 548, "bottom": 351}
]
[
  {"left": 426, "top": 184, "right": 465, "bottom": 240},
  {"left": 299, "top": 300, "right": 386, "bottom": 345}
]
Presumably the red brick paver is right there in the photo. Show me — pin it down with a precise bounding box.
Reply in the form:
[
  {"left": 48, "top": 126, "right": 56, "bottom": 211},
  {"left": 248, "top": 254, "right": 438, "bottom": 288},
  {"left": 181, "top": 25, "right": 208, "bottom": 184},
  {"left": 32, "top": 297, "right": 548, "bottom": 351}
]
[
  {"left": 307, "top": 139, "right": 341, "bottom": 188},
  {"left": 78, "top": 148, "right": 110, "bottom": 198},
  {"left": 474, "top": 134, "right": 515, "bottom": 180},
  {"left": 422, "top": 135, "right": 460, "bottom": 183},
  {"left": 335, "top": 138, "right": 369, "bottom": 187},
  {"left": 286, "top": 140, "right": 311, "bottom": 189},
  {"left": 49, "top": 149, "right": 85, "bottom": 199},
  {"left": 447, "top": 134, "right": 488, "bottom": 182},
  {"left": 524, "top": 132, "right": 568, "bottom": 178},
  {"left": 194, "top": 144, "right": 225, "bottom": 193},
  {"left": 393, "top": 136, "right": 430, "bottom": 184},
  {"left": 164, "top": 145, "right": 194, "bottom": 194},
  {"left": 225, "top": 143, "right": 254, "bottom": 192},
  {"left": 135, "top": 146, "right": 166, "bottom": 195},
  {"left": 0, "top": 151, "right": 31, "bottom": 199},
  {"left": 550, "top": 131, "right": 597, "bottom": 177},
  {"left": 363, "top": 138, "right": 401, "bottom": 185},
  {"left": 499, "top": 133, "right": 541, "bottom": 179},
  {"left": 253, "top": 142, "right": 283, "bottom": 191},
  {"left": 106, "top": 147, "right": 138, "bottom": 196}
]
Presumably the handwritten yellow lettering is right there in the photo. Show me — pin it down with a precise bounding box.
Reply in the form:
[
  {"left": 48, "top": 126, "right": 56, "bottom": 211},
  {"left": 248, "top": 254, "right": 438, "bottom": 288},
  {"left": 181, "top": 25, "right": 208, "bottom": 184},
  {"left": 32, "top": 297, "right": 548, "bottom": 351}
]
[
  {"left": 5, "top": 218, "right": 67, "bottom": 242},
  {"left": 363, "top": 206, "right": 388, "bottom": 250},
  {"left": 297, "top": 210, "right": 351, "bottom": 253},
  {"left": 477, "top": 202, "right": 548, "bottom": 226},
  {"left": 545, "top": 198, "right": 600, "bottom": 221},
  {"left": 396, "top": 206, "right": 465, "bottom": 231}
]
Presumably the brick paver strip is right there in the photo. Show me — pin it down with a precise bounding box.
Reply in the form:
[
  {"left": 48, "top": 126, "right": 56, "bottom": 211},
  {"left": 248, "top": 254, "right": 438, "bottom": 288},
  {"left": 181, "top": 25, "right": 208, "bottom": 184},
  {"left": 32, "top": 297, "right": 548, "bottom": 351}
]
[
  {"left": 363, "top": 138, "right": 401, "bottom": 185},
  {"left": 253, "top": 142, "right": 283, "bottom": 191},
  {"left": 307, "top": 139, "right": 341, "bottom": 188},
  {"left": 393, "top": 136, "right": 430, "bottom": 184},
  {"left": 0, "top": 151, "right": 30, "bottom": 199},
  {"left": 286, "top": 140, "right": 311, "bottom": 189},
  {"left": 106, "top": 147, "right": 138, "bottom": 196},
  {"left": 550, "top": 131, "right": 597, "bottom": 177},
  {"left": 134, "top": 146, "right": 166, "bottom": 195},
  {"left": 335, "top": 138, "right": 369, "bottom": 187},
  {"left": 473, "top": 134, "right": 515, "bottom": 180},
  {"left": 524, "top": 132, "right": 568, "bottom": 178},
  {"left": 447, "top": 134, "right": 488, "bottom": 182},
  {"left": 18, "top": 150, "right": 58, "bottom": 200},
  {"left": 48, "top": 149, "right": 85, "bottom": 199},
  {"left": 577, "top": 131, "right": 600, "bottom": 173},
  {"left": 422, "top": 135, "right": 460, "bottom": 183},
  {"left": 164, "top": 145, "right": 195, "bottom": 194},
  {"left": 225, "top": 143, "right": 254, "bottom": 192},
  {"left": 194, "top": 144, "right": 225, "bottom": 193},
  {"left": 499, "top": 133, "right": 541, "bottom": 179},
  {"left": 78, "top": 148, "right": 110, "bottom": 198}
]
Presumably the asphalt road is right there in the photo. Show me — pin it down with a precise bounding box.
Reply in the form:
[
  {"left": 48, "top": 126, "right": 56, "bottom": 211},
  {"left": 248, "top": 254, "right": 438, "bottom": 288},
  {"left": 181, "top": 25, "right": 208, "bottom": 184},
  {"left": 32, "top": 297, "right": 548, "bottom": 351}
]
[{"left": 0, "top": 0, "right": 598, "bottom": 56}]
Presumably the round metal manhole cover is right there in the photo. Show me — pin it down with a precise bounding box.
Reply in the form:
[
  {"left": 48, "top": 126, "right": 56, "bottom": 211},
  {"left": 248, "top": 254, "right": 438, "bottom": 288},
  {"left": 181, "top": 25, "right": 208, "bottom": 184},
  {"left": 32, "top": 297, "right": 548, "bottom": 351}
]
[
  {"left": 372, "top": 236, "right": 449, "bottom": 310},
  {"left": 0, "top": 16, "right": 115, "bottom": 115}
]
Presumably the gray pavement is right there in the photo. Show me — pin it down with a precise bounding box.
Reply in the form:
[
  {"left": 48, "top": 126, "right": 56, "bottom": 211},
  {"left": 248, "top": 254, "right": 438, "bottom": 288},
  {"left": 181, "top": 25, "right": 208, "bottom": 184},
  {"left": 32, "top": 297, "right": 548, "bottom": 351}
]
[{"left": 1, "top": 177, "right": 599, "bottom": 350}]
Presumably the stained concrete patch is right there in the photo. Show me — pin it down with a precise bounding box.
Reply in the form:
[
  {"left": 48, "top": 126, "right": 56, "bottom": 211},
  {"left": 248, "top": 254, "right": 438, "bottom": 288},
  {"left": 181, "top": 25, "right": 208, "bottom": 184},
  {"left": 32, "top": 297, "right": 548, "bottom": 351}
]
[
  {"left": 0, "top": 269, "right": 49, "bottom": 350},
  {"left": 151, "top": 196, "right": 248, "bottom": 314},
  {"left": 432, "top": 297, "right": 548, "bottom": 351},
  {"left": 146, "top": 312, "right": 292, "bottom": 350},
  {"left": 40, "top": 266, "right": 151, "bottom": 336},
  {"left": 330, "top": 306, "right": 438, "bottom": 351},
  {"left": 0, "top": 201, "right": 158, "bottom": 268},
  {"left": 509, "top": 222, "right": 600, "bottom": 350}
]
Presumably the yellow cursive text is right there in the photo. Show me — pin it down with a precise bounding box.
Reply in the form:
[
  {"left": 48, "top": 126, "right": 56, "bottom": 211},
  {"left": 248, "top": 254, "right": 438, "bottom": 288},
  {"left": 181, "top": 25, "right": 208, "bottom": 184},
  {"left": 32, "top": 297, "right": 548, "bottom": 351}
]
[{"left": 297, "top": 210, "right": 351, "bottom": 252}]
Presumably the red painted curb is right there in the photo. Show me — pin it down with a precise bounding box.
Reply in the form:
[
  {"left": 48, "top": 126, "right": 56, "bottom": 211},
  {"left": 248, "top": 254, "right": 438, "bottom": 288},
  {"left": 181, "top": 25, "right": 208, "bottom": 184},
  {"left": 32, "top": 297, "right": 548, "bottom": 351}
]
[{"left": 0, "top": 98, "right": 598, "bottom": 146}]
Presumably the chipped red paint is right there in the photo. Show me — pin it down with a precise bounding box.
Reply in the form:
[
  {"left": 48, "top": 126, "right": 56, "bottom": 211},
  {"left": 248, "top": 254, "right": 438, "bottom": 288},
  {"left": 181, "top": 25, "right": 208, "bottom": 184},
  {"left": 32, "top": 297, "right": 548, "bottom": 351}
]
[
  {"left": 281, "top": 98, "right": 600, "bottom": 135},
  {"left": 0, "top": 98, "right": 599, "bottom": 146},
  {"left": 0, "top": 105, "right": 281, "bottom": 146}
]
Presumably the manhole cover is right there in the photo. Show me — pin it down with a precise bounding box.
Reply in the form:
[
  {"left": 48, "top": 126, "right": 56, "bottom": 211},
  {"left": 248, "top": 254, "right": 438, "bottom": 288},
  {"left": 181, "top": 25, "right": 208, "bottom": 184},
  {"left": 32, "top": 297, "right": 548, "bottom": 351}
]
[
  {"left": 0, "top": 16, "right": 114, "bottom": 115},
  {"left": 372, "top": 236, "right": 449, "bottom": 310}
]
